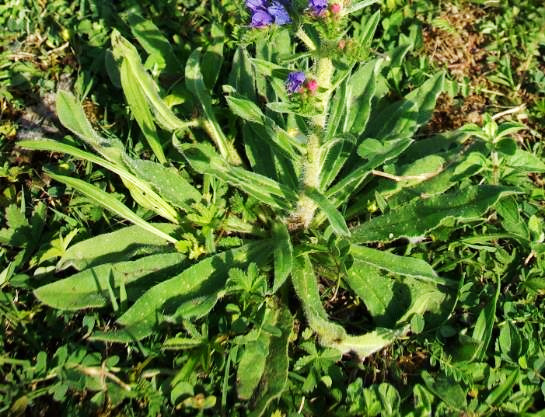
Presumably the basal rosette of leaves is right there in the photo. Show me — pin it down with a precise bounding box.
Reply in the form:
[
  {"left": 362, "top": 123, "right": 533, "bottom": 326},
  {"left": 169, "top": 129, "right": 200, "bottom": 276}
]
[{"left": 17, "top": 0, "right": 544, "bottom": 410}]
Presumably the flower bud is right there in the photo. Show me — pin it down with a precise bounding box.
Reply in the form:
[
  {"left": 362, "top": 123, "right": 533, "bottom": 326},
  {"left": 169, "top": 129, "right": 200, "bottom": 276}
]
[{"left": 306, "top": 79, "right": 318, "bottom": 93}]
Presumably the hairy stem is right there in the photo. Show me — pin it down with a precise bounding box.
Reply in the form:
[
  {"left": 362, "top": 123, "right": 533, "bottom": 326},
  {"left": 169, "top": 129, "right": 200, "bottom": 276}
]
[
  {"left": 313, "top": 57, "right": 334, "bottom": 128},
  {"left": 290, "top": 57, "right": 335, "bottom": 227},
  {"left": 291, "top": 133, "right": 322, "bottom": 227}
]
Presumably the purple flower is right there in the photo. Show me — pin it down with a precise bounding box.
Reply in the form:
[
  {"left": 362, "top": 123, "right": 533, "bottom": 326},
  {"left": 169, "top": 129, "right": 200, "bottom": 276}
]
[
  {"left": 268, "top": 1, "right": 291, "bottom": 25},
  {"left": 251, "top": 9, "right": 274, "bottom": 27},
  {"left": 246, "top": 0, "right": 267, "bottom": 12},
  {"left": 286, "top": 71, "right": 306, "bottom": 94},
  {"left": 308, "top": 0, "right": 328, "bottom": 15}
]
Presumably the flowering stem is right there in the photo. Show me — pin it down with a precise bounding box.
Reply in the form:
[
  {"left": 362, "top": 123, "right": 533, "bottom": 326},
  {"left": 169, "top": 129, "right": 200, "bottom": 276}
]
[
  {"left": 313, "top": 57, "right": 334, "bottom": 128},
  {"left": 291, "top": 133, "right": 321, "bottom": 227}
]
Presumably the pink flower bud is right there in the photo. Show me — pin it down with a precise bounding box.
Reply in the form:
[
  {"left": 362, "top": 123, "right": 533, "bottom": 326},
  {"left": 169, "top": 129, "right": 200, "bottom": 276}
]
[
  {"left": 306, "top": 79, "right": 318, "bottom": 93},
  {"left": 338, "top": 39, "right": 346, "bottom": 50},
  {"left": 330, "top": 3, "right": 341, "bottom": 14}
]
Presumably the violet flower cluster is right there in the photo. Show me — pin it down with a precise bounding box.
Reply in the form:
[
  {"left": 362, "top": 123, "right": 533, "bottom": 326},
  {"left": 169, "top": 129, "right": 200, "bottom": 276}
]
[
  {"left": 285, "top": 72, "right": 318, "bottom": 94},
  {"left": 246, "top": 0, "right": 291, "bottom": 28},
  {"left": 285, "top": 72, "right": 306, "bottom": 94},
  {"left": 308, "top": 0, "right": 328, "bottom": 15}
]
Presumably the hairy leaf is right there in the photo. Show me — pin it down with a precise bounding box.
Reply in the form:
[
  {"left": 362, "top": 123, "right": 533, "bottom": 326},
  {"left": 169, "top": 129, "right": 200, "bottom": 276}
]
[
  {"left": 351, "top": 185, "right": 519, "bottom": 243},
  {"left": 35, "top": 253, "right": 186, "bottom": 310}
]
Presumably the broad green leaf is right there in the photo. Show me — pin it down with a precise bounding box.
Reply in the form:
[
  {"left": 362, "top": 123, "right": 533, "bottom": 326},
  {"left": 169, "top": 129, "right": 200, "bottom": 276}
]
[
  {"left": 226, "top": 95, "right": 264, "bottom": 124},
  {"left": 248, "top": 304, "right": 293, "bottom": 417},
  {"left": 351, "top": 185, "right": 518, "bottom": 243},
  {"left": 354, "top": 10, "right": 381, "bottom": 58},
  {"left": 266, "top": 101, "right": 321, "bottom": 117},
  {"left": 18, "top": 139, "right": 179, "bottom": 224},
  {"left": 346, "top": 259, "right": 449, "bottom": 328},
  {"left": 343, "top": 59, "right": 382, "bottom": 135},
  {"left": 35, "top": 253, "right": 186, "bottom": 310},
  {"left": 59, "top": 224, "right": 179, "bottom": 271},
  {"left": 120, "top": 57, "right": 166, "bottom": 163},
  {"left": 421, "top": 371, "right": 467, "bottom": 411},
  {"left": 47, "top": 171, "right": 177, "bottom": 244},
  {"left": 127, "top": 158, "right": 201, "bottom": 211},
  {"left": 185, "top": 49, "right": 241, "bottom": 165},
  {"left": 178, "top": 142, "right": 297, "bottom": 210},
  {"left": 229, "top": 48, "right": 257, "bottom": 101},
  {"left": 506, "top": 148, "right": 545, "bottom": 172},
  {"left": 91, "top": 240, "right": 272, "bottom": 342},
  {"left": 365, "top": 72, "right": 445, "bottom": 140},
  {"left": 305, "top": 187, "right": 350, "bottom": 237},
  {"left": 237, "top": 306, "right": 280, "bottom": 400},
  {"left": 325, "top": 80, "right": 347, "bottom": 141},
  {"left": 56, "top": 90, "right": 124, "bottom": 164},
  {"left": 292, "top": 254, "right": 348, "bottom": 343},
  {"left": 237, "top": 339, "right": 269, "bottom": 400},
  {"left": 272, "top": 222, "right": 293, "bottom": 293},
  {"left": 350, "top": 245, "right": 454, "bottom": 287},
  {"left": 344, "top": 261, "right": 401, "bottom": 326}
]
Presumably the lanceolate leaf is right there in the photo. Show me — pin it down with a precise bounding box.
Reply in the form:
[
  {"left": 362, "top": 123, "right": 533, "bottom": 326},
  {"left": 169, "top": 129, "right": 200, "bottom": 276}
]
[
  {"left": 365, "top": 72, "right": 445, "bottom": 140},
  {"left": 47, "top": 171, "right": 178, "bottom": 244},
  {"left": 351, "top": 185, "right": 519, "bottom": 244},
  {"left": 127, "top": 158, "right": 201, "bottom": 211},
  {"left": 319, "top": 135, "right": 357, "bottom": 190},
  {"left": 237, "top": 306, "right": 280, "bottom": 400},
  {"left": 91, "top": 240, "right": 273, "bottom": 342},
  {"left": 35, "top": 253, "right": 186, "bottom": 310},
  {"left": 56, "top": 90, "right": 125, "bottom": 164},
  {"left": 272, "top": 221, "right": 293, "bottom": 293},
  {"left": 179, "top": 142, "right": 297, "bottom": 210},
  {"left": 346, "top": 260, "right": 449, "bottom": 327},
  {"left": 313, "top": 138, "right": 413, "bottom": 227},
  {"left": 343, "top": 58, "right": 382, "bottom": 136},
  {"left": 185, "top": 49, "right": 242, "bottom": 165},
  {"left": 111, "top": 32, "right": 188, "bottom": 132},
  {"left": 120, "top": 57, "right": 167, "bottom": 163},
  {"left": 341, "top": 0, "right": 380, "bottom": 16},
  {"left": 226, "top": 94, "right": 302, "bottom": 160},
  {"left": 291, "top": 253, "right": 400, "bottom": 358},
  {"left": 19, "top": 139, "right": 179, "bottom": 224},
  {"left": 472, "top": 279, "right": 500, "bottom": 361},
  {"left": 350, "top": 245, "right": 454, "bottom": 287},
  {"left": 304, "top": 187, "right": 350, "bottom": 237},
  {"left": 238, "top": 339, "right": 270, "bottom": 401},
  {"left": 58, "top": 224, "right": 179, "bottom": 271},
  {"left": 249, "top": 304, "right": 293, "bottom": 417}
]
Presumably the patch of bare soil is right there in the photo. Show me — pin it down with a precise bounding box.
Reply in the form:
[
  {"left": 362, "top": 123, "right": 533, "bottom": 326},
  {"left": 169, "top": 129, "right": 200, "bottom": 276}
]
[
  {"left": 421, "top": 3, "right": 490, "bottom": 132},
  {"left": 422, "top": 4, "right": 487, "bottom": 80}
]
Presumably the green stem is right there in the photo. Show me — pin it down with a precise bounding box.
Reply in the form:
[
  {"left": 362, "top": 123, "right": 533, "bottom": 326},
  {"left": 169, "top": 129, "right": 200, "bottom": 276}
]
[
  {"left": 289, "top": 56, "right": 335, "bottom": 227},
  {"left": 291, "top": 133, "right": 322, "bottom": 227},
  {"left": 313, "top": 57, "right": 334, "bottom": 129}
]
